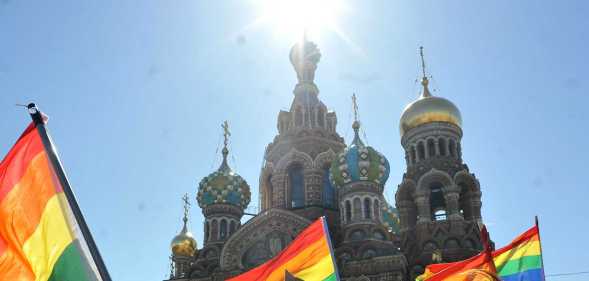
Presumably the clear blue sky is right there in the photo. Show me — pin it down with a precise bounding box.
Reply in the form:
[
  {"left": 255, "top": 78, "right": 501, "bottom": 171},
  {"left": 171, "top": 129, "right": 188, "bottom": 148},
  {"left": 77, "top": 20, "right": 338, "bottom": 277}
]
[{"left": 1, "top": 1, "right": 587, "bottom": 280}]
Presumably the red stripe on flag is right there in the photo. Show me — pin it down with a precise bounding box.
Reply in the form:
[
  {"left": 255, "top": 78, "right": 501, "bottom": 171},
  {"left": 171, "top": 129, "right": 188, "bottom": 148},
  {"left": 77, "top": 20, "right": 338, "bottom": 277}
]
[{"left": 0, "top": 123, "right": 44, "bottom": 203}]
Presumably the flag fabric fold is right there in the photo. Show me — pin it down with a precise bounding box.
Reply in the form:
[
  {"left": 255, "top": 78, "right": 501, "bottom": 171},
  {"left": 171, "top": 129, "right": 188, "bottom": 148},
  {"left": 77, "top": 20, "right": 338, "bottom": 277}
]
[
  {"left": 228, "top": 217, "right": 339, "bottom": 281},
  {"left": 0, "top": 123, "right": 103, "bottom": 281},
  {"left": 417, "top": 226, "right": 498, "bottom": 281},
  {"left": 417, "top": 225, "right": 545, "bottom": 281}
]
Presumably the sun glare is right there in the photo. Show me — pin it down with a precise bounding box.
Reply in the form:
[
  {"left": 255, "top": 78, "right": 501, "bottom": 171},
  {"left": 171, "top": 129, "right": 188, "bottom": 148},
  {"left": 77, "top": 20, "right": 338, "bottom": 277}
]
[{"left": 251, "top": 0, "right": 345, "bottom": 41}]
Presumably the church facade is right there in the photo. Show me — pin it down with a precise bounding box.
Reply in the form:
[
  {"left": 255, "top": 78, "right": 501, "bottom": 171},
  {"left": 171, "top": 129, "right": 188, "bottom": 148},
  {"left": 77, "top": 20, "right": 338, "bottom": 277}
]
[{"left": 166, "top": 41, "right": 485, "bottom": 281}]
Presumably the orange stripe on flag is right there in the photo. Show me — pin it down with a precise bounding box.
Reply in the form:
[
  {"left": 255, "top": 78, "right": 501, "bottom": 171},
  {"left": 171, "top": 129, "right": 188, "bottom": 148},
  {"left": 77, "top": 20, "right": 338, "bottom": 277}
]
[
  {"left": 228, "top": 218, "right": 337, "bottom": 281},
  {"left": 264, "top": 238, "right": 330, "bottom": 281},
  {"left": 0, "top": 237, "right": 35, "bottom": 280},
  {"left": 0, "top": 152, "right": 58, "bottom": 248}
]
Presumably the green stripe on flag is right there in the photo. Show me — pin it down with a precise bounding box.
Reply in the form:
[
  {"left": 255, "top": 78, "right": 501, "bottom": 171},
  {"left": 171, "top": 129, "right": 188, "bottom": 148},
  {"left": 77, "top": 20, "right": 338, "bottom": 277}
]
[
  {"left": 48, "top": 241, "right": 94, "bottom": 281},
  {"left": 322, "top": 273, "right": 337, "bottom": 281},
  {"left": 497, "top": 255, "right": 543, "bottom": 277}
]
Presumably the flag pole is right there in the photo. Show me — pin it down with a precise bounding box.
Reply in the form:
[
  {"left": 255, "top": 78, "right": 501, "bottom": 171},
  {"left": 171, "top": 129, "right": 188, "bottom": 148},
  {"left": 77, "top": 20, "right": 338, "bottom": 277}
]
[
  {"left": 535, "top": 216, "right": 547, "bottom": 281},
  {"left": 27, "top": 103, "right": 112, "bottom": 281}
]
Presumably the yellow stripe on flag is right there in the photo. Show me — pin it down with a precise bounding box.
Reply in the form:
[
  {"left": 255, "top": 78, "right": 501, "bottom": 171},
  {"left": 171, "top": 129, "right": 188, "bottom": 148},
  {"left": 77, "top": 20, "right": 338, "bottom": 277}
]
[
  {"left": 494, "top": 240, "right": 541, "bottom": 268},
  {"left": 22, "top": 194, "right": 74, "bottom": 281},
  {"left": 294, "top": 254, "right": 336, "bottom": 281},
  {"left": 265, "top": 238, "right": 331, "bottom": 281}
]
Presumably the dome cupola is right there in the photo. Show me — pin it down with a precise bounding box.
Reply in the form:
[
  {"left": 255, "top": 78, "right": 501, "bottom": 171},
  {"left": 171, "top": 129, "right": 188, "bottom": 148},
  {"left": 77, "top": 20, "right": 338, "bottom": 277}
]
[
  {"left": 330, "top": 94, "right": 390, "bottom": 188},
  {"left": 170, "top": 194, "right": 197, "bottom": 257},
  {"left": 399, "top": 47, "right": 462, "bottom": 137},
  {"left": 197, "top": 121, "right": 250, "bottom": 210}
]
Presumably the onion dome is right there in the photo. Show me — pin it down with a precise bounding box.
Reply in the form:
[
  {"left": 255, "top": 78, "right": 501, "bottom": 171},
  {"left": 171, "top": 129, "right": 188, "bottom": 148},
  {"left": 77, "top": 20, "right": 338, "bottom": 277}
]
[
  {"left": 399, "top": 47, "right": 462, "bottom": 137},
  {"left": 330, "top": 96, "right": 390, "bottom": 188},
  {"left": 197, "top": 122, "right": 251, "bottom": 209},
  {"left": 289, "top": 36, "right": 321, "bottom": 83},
  {"left": 381, "top": 204, "right": 401, "bottom": 234},
  {"left": 171, "top": 194, "right": 197, "bottom": 256}
]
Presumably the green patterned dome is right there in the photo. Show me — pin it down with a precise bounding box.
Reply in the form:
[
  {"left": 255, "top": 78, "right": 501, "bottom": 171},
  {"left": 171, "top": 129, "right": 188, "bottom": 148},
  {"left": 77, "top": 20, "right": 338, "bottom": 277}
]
[
  {"left": 197, "top": 148, "right": 250, "bottom": 209},
  {"left": 330, "top": 121, "right": 390, "bottom": 188},
  {"left": 381, "top": 204, "right": 401, "bottom": 234}
]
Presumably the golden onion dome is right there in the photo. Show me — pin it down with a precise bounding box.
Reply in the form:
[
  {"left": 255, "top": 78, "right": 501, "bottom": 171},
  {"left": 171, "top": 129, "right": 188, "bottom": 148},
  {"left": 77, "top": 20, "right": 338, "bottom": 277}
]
[
  {"left": 171, "top": 194, "right": 197, "bottom": 257},
  {"left": 171, "top": 223, "right": 197, "bottom": 257},
  {"left": 399, "top": 77, "right": 462, "bottom": 136}
]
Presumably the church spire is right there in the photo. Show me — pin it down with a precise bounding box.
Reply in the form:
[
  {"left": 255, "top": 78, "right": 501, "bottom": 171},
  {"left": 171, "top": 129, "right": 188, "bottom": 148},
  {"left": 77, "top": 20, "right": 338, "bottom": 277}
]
[
  {"left": 181, "top": 193, "right": 190, "bottom": 233},
  {"left": 419, "top": 46, "right": 432, "bottom": 98},
  {"left": 351, "top": 93, "right": 364, "bottom": 147},
  {"left": 219, "top": 120, "right": 231, "bottom": 172}
]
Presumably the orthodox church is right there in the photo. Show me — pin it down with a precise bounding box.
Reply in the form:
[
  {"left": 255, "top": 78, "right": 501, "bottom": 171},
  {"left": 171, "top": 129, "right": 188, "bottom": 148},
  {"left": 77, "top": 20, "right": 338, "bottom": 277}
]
[{"left": 165, "top": 40, "right": 485, "bottom": 281}]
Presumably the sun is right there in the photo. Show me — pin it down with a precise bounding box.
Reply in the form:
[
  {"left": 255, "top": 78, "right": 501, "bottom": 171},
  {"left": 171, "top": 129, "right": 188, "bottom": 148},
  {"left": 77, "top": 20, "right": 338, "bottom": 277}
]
[{"left": 250, "top": 0, "right": 346, "bottom": 42}]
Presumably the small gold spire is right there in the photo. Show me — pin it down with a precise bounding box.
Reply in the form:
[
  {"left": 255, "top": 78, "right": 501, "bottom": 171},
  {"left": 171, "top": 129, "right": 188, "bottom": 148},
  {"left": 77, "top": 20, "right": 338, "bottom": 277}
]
[
  {"left": 419, "top": 46, "right": 432, "bottom": 97},
  {"left": 222, "top": 120, "right": 230, "bottom": 150},
  {"left": 182, "top": 193, "right": 190, "bottom": 226},
  {"left": 219, "top": 121, "right": 231, "bottom": 171},
  {"left": 351, "top": 93, "right": 364, "bottom": 146}
]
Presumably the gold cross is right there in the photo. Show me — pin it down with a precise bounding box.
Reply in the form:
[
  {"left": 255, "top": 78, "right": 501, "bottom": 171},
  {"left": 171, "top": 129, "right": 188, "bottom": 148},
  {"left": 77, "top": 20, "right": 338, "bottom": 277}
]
[
  {"left": 420, "top": 46, "right": 427, "bottom": 78},
  {"left": 222, "top": 120, "right": 231, "bottom": 148},
  {"left": 182, "top": 193, "right": 190, "bottom": 219},
  {"left": 352, "top": 93, "right": 359, "bottom": 122}
]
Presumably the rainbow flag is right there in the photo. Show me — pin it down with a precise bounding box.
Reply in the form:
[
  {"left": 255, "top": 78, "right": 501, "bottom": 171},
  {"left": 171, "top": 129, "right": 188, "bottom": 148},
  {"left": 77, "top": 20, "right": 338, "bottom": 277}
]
[
  {"left": 0, "top": 123, "right": 104, "bottom": 280},
  {"left": 416, "top": 226, "right": 498, "bottom": 281},
  {"left": 493, "top": 225, "right": 544, "bottom": 281},
  {"left": 228, "top": 217, "right": 339, "bottom": 281},
  {"left": 417, "top": 225, "right": 545, "bottom": 281}
]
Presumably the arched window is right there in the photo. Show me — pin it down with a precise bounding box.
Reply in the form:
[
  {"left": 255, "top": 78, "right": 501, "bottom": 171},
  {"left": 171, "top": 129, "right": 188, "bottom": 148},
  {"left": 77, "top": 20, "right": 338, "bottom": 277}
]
[
  {"left": 449, "top": 139, "right": 456, "bottom": 157},
  {"left": 322, "top": 167, "right": 335, "bottom": 208},
  {"left": 295, "top": 107, "right": 303, "bottom": 126},
  {"left": 430, "top": 183, "right": 447, "bottom": 221},
  {"left": 353, "top": 198, "right": 362, "bottom": 220},
  {"left": 289, "top": 165, "right": 305, "bottom": 208},
  {"left": 229, "top": 220, "right": 236, "bottom": 235},
  {"left": 211, "top": 220, "right": 218, "bottom": 241},
  {"left": 373, "top": 199, "right": 380, "bottom": 220},
  {"left": 204, "top": 221, "right": 209, "bottom": 242},
  {"left": 417, "top": 142, "right": 426, "bottom": 160},
  {"left": 220, "top": 219, "right": 227, "bottom": 239},
  {"left": 427, "top": 139, "right": 435, "bottom": 158},
  {"left": 410, "top": 146, "right": 417, "bottom": 163},
  {"left": 345, "top": 200, "right": 352, "bottom": 222},
  {"left": 364, "top": 198, "right": 372, "bottom": 219},
  {"left": 438, "top": 138, "right": 447, "bottom": 156}
]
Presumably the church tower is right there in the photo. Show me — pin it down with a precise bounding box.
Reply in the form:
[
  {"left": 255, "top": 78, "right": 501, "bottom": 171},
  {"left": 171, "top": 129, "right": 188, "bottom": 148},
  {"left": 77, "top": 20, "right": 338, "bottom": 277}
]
[
  {"left": 395, "top": 48, "right": 484, "bottom": 278},
  {"left": 330, "top": 95, "right": 407, "bottom": 280},
  {"left": 195, "top": 121, "right": 250, "bottom": 270},
  {"left": 259, "top": 37, "right": 346, "bottom": 227}
]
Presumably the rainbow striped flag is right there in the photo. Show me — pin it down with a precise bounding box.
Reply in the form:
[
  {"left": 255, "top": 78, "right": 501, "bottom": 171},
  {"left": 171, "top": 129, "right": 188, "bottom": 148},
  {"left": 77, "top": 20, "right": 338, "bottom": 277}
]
[
  {"left": 0, "top": 122, "right": 105, "bottom": 280},
  {"left": 494, "top": 225, "right": 544, "bottom": 281},
  {"left": 228, "top": 217, "right": 339, "bottom": 281},
  {"left": 417, "top": 224, "right": 545, "bottom": 281}
]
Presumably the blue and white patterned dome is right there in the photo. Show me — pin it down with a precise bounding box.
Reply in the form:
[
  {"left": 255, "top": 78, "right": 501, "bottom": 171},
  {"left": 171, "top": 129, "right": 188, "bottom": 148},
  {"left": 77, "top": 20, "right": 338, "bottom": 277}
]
[
  {"left": 330, "top": 121, "right": 390, "bottom": 188},
  {"left": 197, "top": 148, "right": 250, "bottom": 209}
]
